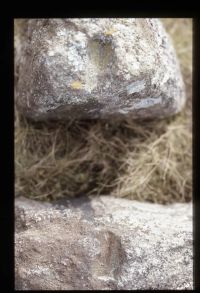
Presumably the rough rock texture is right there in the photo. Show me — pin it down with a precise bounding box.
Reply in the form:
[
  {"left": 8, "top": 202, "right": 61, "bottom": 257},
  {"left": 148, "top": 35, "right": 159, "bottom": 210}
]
[
  {"left": 15, "top": 18, "right": 186, "bottom": 121},
  {"left": 15, "top": 196, "right": 193, "bottom": 290}
]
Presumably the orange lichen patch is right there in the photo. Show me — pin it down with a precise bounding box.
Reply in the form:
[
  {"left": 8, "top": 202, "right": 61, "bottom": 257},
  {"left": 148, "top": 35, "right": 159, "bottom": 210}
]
[
  {"left": 71, "top": 81, "right": 83, "bottom": 90},
  {"left": 104, "top": 28, "right": 117, "bottom": 36}
]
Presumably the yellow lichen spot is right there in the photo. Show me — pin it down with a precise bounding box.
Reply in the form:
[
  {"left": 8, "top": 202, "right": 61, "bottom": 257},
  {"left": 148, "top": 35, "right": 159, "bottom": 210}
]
[
  {"left": 105, "top": 28, "right": 116, "bottom": 36},
  {"left": 71, "top": 81, "right": 83, "bottom": 90}
]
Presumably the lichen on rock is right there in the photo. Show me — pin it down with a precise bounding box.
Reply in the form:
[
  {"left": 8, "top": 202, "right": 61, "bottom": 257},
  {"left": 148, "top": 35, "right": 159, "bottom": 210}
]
[
  {"left": 15, "top": 18, "right": 186, "bottom": 121},
  {"left": 15, "top": 196, "right": 193, "bottom": 290}
]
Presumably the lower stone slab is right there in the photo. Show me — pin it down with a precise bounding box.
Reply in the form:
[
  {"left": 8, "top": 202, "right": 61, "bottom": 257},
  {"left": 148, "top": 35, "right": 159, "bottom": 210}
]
[{"left": 15, "top": 196, "right": 193, "bottom": 290}]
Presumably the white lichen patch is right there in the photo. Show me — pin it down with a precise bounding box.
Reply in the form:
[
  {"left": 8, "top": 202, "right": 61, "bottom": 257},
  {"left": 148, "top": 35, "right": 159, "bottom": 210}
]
[
  {"left": 126, "top": 80, "right": 146, "bottom": 95},
  {"left": 118, "top": 96, "right": 162, "bottom": 114},
  {"left": 80, "top": 237, "right": 101, "bottom": 257},
  {"left": 97, "top": 275, "right": 115, "bottom": 281},
  {"left": 23, "top": 266, "right": 52, "bottom": 277},
  {"left": 46, "top": 30, "right": 87, "bottom": 73},
  {"left": 134, "top": 96, "right": 162, "bottom": 109},
  {"left": 84, "top": 61, "right": 99, "bottom": 93}
]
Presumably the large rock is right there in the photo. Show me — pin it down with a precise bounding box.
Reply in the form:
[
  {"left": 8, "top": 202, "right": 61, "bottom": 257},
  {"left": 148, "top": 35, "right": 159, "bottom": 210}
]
[
  {"left": 15, "top": 18, "right": 186, "bottom": 121},
  {"left": 15, "top": 196, "right": 192, "bottom": 290}
]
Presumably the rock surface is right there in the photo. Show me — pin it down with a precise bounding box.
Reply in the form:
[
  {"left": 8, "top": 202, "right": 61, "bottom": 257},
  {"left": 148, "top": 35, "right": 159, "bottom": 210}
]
[
  {"left": 15, "top": 18, "right": 186, "bottom": 121},
  {"left": 15, "top": 196, "right": 193, "bottom": 290}
]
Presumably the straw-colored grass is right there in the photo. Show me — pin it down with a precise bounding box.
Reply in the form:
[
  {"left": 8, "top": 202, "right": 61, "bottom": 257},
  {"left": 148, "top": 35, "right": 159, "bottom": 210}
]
[{"left": 15, "top": 18, "right": 192, "bottom": 204}]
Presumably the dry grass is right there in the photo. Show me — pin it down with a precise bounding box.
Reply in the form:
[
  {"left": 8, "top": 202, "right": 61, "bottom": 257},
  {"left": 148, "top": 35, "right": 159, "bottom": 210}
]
[{"left": 15, "top": 18, "right": 192, "bottom": 203}]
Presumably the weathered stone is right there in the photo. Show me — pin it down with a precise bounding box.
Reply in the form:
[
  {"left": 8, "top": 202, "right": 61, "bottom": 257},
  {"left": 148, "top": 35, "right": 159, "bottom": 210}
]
[
  {"left": 15, "top": 196, "right": 193, "bottom": 290},
  {"left": 15, "top": 18, "right": 186, "bottom": 121}
]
